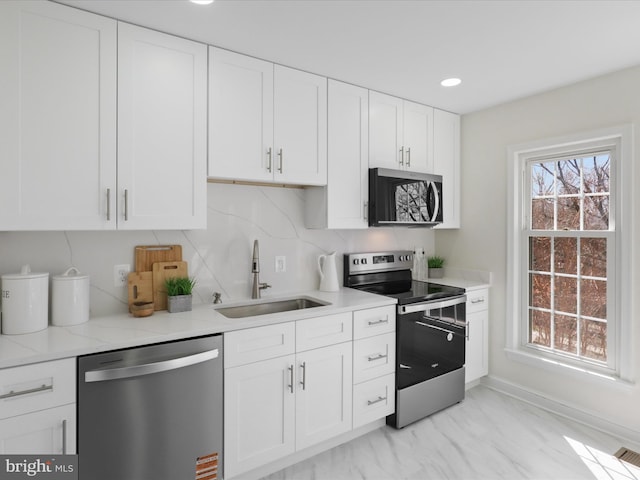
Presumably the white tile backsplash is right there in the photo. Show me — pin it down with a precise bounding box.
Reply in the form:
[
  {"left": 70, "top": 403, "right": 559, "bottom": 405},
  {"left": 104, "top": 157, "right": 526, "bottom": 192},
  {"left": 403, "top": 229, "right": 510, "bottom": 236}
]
[{"left": 0, "top": 183, "right": 434, "bottom": 317}]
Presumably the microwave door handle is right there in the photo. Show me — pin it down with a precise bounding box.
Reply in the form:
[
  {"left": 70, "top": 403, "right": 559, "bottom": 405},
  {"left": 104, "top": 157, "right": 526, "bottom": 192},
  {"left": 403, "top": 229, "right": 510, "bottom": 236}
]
[{"left": 427, "top": 181, "right": 441, "bottom": 222}]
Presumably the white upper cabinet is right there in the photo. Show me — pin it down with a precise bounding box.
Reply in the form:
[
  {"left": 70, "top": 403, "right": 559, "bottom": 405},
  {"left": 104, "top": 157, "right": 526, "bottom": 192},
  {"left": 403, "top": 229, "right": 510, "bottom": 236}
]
[
  {"left": 117, "top": 23, "right": 207, "bottom": 230},
  {"left": 0, "top": 1, "right": 117, "bottom": 230},
  {"left": 209, "top": 48, "right": 327, "bottom": 186},
  {"left": 305, "top": 80, "right": 369, "bottom": 229},
  {"left": 369, "top": 91, "right": 434, "bottom": 173},
  {"left": 433, "top": 109, "right": 461, "bottom": 229},
  {"left": 209, "top": 47, "right": 274, "bottom": 183}
]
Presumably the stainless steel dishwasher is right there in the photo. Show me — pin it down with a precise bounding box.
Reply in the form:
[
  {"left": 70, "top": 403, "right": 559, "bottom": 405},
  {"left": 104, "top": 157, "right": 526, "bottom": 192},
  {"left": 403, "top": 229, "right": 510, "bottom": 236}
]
[{"left": 78, "top": 335, "right": 222, "bottom": 480}]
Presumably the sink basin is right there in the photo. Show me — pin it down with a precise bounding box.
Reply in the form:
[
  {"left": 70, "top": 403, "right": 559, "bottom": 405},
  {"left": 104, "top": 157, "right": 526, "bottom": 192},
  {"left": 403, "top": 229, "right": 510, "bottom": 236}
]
[{"left": 215, "top": 297, "right": 329, "bottom": 319}]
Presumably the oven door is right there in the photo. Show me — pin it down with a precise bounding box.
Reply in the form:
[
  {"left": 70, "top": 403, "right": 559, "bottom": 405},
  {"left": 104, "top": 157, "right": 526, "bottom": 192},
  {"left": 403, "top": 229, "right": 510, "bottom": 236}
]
[{"left": 396, "top": 296, "right": 466, "bottom": 389}]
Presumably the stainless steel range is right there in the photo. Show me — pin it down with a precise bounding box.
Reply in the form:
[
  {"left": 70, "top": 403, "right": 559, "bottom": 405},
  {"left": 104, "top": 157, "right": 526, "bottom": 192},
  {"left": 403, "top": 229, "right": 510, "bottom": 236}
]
[{"left": 344, "top": 251, "right": 467, "bottom": 428}]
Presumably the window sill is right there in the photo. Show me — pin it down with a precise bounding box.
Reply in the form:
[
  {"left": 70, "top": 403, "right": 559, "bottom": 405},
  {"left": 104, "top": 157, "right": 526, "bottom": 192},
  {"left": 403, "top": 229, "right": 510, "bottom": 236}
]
[{"left": 504, "top": 347, "right": 635, "bottom": 392}]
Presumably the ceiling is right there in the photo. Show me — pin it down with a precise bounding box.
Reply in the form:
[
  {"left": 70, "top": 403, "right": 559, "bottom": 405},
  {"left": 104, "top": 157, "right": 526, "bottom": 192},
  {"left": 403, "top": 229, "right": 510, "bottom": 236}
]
[{"left": 58, "top": 0, "right": 640, "bottom": 114}]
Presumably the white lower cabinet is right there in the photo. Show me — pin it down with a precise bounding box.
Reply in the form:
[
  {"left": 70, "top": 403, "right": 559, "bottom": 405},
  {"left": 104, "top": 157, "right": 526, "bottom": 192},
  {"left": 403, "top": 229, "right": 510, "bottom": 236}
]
[
  {"left": 0, "top": 358, "right": 76, "bottom": 454},
  {"left": 465, "top": 288, "right": 489, "bottom": 383}
]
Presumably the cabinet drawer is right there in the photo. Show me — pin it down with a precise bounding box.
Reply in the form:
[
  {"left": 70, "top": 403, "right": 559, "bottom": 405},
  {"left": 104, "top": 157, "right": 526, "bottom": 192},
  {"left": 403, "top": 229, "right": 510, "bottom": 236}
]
[
  {"left": 353, "top": 333, "right": 395, "bottom": 384},
  {"left": 353, "top": 305, "right": 395, "bottom": 339},
  {"left": 296, "top": 312, "right": 352, "bottom": 352},
  {"left": 467, "top": 288, "right": 489, "bottom": 314},
  {"left": 225, "top": 322, "right": 295, "bottom": 368},
  {"left": 0, "top": 358, "right": 75, "bottom": 420},
  {"left": 353, "top": 373, "right": 395, "bottom": 429}
]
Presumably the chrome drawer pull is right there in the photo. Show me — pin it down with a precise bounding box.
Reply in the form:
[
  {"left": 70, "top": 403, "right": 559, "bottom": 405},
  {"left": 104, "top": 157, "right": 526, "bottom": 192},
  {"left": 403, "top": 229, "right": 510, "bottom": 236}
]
[
  {"left": 0, "top": 383, "right": 53, "bottom": 400},
  {"left": 367, "top": 395, "right": 387, "bottom": 406},
  {"left": 367, "top": 353, "right": 388, "bottom": 362},
  {"left": 367, "top": 318, "right": 388, "bottom": 326},
  {"left": 471, "top": 298, "right": 485, "bottom": 304}
]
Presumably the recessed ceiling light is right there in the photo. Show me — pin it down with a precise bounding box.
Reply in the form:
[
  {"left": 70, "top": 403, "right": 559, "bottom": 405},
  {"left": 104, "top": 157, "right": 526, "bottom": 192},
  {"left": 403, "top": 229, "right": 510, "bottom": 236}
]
[
  {"left": 190, "top": 0, "right": 214, "bottom": 4},
  {"left": 441, "top": 78, "right": 462, "bottom": 87}
]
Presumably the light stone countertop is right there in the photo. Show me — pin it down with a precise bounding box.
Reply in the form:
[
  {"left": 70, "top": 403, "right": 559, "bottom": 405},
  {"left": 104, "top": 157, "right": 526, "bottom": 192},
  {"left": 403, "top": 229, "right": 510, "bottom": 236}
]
[{"left": 0, "top": 288, "right": 395, "bottom": 370}]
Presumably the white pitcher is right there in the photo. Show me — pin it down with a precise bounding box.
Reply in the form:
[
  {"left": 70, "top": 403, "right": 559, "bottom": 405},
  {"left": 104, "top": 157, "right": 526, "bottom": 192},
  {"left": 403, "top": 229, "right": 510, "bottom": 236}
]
[{"left": 318, "top": 252, "right": 339, "bottom": 292}]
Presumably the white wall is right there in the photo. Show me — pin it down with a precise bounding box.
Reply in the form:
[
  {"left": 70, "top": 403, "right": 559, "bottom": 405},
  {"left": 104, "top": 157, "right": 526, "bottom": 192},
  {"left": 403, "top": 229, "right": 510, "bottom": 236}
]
[
  {"left": 436, "top": 66, "right": 640, "bottom": 435},
  {"left": 0, "top": 183, "right": 434, "bottom": 317}
]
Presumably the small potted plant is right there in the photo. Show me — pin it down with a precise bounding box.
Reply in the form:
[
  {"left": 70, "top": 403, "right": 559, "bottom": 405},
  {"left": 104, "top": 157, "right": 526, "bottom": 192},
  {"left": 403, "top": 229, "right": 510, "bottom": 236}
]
[
  {"left": 165, "top": 277, "right": 196, "bottom": 313},
  {"left": 427, "top": 255, "right": 445, "bottom": 279}
]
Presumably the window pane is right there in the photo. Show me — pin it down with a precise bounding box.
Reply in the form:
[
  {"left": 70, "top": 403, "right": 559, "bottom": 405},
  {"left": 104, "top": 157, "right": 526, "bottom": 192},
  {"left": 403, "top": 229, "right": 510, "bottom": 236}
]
[
  {"left": 554, "top": 237, "right": 577, "bottom": 274},
  {"left": 529, "top": 237, "right": 551, "bottom": 272},
  {"left": 584, "top": 195, "right": 609, "bottom": 230},
  {"left": 531, "top": 163, "right": 555, "bottom": 196},
  {"left": 557, "top": 197, "right": 580, "bottom": 230},
  {"left": 531, "top": 198, "right": 554, "bottom": 229},
  {"left": 530, "top": 273, "right": 551, "bottom": 309},
  {"left": 580, "top": 318, "right": 607, "bottom": 362},
  {"left": 581, "top": 279, "right": 607, "bottom": 319},
  {"left": 554, "top": 314, "right": 577, "bottom": 354},
  {"left": 529, "top": 309, "right": 551, "bottom": 347},
  {"left": 581, "top": 238, "right": 607, "bottom": 277},
  {"left": 556, "top": 159, "right": 581, "bottom": 195},
  {"left": 554, "top": 275, "right": 577, "bottom": 314},
  {"left": 582, "top": 154, "right": 610, "bottom": 194}
]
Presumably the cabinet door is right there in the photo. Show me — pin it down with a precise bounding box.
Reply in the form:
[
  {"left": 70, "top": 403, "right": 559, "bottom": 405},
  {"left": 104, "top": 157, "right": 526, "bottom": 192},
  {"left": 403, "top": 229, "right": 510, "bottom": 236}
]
[
  {"left": 295, "top": 342, "right": 352, "bottom": 450},
  {"left": 117, "top": 23, "right": 207, "bottom": 230},
  {"left": 274, "top": 65, "right": 327, "bottom": 186},
  {"left": 209, "top": 47, "right": 274, "bottom": 182},
  {"left": 327, "top": 80, "right": 369, "bottom": 229},
  {"left": 369, "top": 91, "right": 403, "bottom": 169},
  {"left": 403, "top": 100, "right": 434, "bottom": 173},
  {"left": 433, "top": 109, "right": 461, "bottom": 229},
  {"left": 466, "top": 289, "right": 489, "bottom": 384},
  {"left": 0, "top": 404, "right": 76, "bottom": 454},
  {"left": 224, "top": 355, "right": 295, "bottom": 478},
  {"left": 0, "top": 1, "right": 117, "bottom": 230}
]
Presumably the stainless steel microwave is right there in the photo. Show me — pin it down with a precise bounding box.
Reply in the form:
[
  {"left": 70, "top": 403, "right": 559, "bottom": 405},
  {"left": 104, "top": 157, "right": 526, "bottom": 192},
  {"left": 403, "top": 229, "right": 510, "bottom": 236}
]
[{"left": 368, "top": 168, "right": 443, "bottom": 227}]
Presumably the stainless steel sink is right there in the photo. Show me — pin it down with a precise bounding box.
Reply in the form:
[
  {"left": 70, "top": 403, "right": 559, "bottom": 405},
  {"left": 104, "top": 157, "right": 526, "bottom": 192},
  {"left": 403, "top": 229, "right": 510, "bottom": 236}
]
[{"left": 215, "top": 297, "right": 328, "bottom": 319}]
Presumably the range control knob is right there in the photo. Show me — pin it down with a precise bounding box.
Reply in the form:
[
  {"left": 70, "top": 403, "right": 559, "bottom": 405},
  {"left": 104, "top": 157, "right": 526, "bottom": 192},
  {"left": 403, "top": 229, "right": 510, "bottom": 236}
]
[
  {"left": 362, "top": 258, "right": 368, "bottom": 265},
  {"left": 353, "top": 258, "right": 360, "bottom": 265}
]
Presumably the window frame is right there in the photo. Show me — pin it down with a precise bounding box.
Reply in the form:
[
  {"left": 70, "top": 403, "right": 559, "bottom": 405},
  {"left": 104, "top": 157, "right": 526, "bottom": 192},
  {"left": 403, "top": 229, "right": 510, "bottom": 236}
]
[{"left": 506, "top": 125, "right": 633, "bottom": 384}]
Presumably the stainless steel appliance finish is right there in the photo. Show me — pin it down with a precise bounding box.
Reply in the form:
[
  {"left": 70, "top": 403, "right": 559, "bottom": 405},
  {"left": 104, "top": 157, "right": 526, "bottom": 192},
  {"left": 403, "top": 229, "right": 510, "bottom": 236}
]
[
  {"left": 251, "top": 239, "right": 271, "bottom": 299},
  {"left": 78, "top": 335, "right": 223, "bottom": 480},
  {"left": 344, "top": 251, "right": 466, "bottom": 429},
  {"left": 368, "top": 168, "right": 443, "bottom": 227}
]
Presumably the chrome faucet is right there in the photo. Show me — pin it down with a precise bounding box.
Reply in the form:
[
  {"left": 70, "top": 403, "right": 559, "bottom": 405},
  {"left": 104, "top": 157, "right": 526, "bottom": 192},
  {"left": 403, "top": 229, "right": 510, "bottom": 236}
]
[{"left": 251, "top": 239, "right": 271, "bottom": 299}]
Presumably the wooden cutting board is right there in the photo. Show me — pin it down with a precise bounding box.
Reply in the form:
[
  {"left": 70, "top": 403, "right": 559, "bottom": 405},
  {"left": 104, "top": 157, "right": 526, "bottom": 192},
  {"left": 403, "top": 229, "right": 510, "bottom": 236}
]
[
  {"left": 127, "top": 271, "right": 154, "bottom": 312},
  {"left": 135, "top": 245, "right": 182, "bottom": 273},
  {"left": 152, "top": 261, "right": 188, "bottom": 311}
]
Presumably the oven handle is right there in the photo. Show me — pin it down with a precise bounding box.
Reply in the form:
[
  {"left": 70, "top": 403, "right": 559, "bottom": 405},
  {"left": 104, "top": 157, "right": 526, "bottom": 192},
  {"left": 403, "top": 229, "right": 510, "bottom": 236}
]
[
  {"left": 416, "top": 320, "right": 467, "bottom": 340},
  {"left": 399, "top": 294, "right": 466, "bottom": 315}
]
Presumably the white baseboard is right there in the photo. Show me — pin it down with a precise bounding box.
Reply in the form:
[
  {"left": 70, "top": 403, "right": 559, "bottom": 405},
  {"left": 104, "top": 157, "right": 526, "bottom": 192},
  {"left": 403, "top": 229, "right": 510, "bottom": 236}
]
[{"left": 481, "top": 375, "right": 640, "bottom": 448}]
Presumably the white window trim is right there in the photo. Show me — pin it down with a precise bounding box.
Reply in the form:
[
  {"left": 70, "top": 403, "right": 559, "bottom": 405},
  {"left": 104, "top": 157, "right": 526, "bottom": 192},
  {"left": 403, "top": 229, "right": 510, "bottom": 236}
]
[{"left": 506, "top": 124, "right": 633, "bottom": 386}]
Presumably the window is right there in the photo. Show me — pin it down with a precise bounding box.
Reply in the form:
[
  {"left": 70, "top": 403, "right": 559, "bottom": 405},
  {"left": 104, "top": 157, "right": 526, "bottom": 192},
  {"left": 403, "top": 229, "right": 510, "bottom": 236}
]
[{"left": 507, "top": 126, "right": 632, "bottom": 382}]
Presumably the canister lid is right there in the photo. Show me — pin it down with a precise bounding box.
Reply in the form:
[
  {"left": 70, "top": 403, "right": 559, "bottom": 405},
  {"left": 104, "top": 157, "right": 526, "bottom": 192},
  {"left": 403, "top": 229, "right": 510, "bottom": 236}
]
[
  {"left": 1, "top": 264, "right": 48, "bottom": 280},
  {"left": 52, "top": 266, "right": 89, "bottom": 281}
]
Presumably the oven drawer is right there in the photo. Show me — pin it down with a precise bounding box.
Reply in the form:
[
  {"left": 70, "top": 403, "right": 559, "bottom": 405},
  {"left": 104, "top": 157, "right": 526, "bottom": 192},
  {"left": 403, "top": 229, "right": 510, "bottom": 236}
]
[
  {"left": 466, "top": 288, "right": 489, "bottom": 314},
  {"left": 353, "top": 332, "right": 395, "bottom": 384},
  {"left": 353, "top": 305, "right": 395, "bottom": 339},
  {"left": 353, "top": 373, "right": 395, "bottom": 429}
]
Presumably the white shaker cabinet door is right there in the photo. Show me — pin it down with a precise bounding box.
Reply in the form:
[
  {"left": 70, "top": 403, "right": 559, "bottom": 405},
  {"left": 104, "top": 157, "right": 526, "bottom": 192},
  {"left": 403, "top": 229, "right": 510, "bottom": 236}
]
[
  {"left": 0, "top": 1, "right": 117, "bottom": 230},
  {"left": 403, "top": 100, "right": 434, "bottom": 173},
  {"left": 117, "top": 23, "right": 207, "bottom": 230},
  {"left": 433, "top": 109, "right": 461, "bottom": 229},
  {"left": 273, "top": 65, "right": 327, "bottom": 186},
  {"left": 209, "top": 47, "right": 274, "bottom": 183},
  {"left": 369, "top": 91, "right": 403, "bottom": 170}
]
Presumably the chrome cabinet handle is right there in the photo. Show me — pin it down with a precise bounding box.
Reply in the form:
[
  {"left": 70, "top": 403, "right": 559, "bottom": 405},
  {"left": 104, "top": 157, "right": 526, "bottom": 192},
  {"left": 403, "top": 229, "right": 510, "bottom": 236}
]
[
  {"left": 471, "top": 298, "right": 485, "bottom": 304},
  {"left": 299, "top": 361, "right": 306, "bottom": 390},
  {"left": 277, "top": 148, "right": 283, "bottom": 173},
  {"left": 367, "top": 317, "right": 388, "bottom": 326},
  {"left": 62, "top": 419, "right": 67, "bottom": 455},
  {"left": 399, "top": 146, "right": 404, "bottom": 166},
  {"left": 367, "top": 395, "right": 387, "bottom": 406},
  {"left": 0, "top": 383, "right": 53, "bottom": 400},
  {"left": 363, "top": 201, "right": 368, "bottom": 221},
  {"left": 267, "top": 147, "right": 272, "bottom": 173},
  {"left": 85, "top": 349, "right": 219, "bottom": 382},
  {"left": 406, "top": 147, "right": 411, "bottom": 167},
  {"left": 287, "top": 365, "right": 294, "bottom": 394},
  {"left": 367, "top": 353, "right": 388, "bottom": 362},
  {"left": 106, "top": 188, "right": 111, "bottom": 221},
  {"left": 124, "top": 189, "right": 129, "bottom": 221}
]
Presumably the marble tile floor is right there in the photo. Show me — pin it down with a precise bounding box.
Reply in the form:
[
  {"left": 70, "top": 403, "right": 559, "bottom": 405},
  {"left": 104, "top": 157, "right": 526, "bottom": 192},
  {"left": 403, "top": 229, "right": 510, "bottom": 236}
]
[{"left": 261, "top": 385, "right": 640, "bottom": 480}]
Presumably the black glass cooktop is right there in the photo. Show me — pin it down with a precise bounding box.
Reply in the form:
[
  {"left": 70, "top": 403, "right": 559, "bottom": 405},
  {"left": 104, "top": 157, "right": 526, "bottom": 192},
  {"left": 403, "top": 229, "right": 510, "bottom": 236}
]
[{"left": 358, "top": 279, "right": 465, "bottom": 305}]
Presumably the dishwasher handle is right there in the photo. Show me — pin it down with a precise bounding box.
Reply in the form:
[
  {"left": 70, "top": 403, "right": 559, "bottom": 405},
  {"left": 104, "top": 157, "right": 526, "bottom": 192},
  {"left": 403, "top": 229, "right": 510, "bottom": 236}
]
[{"left": 84, "top": 348, "right": 219, "bottom": 383}]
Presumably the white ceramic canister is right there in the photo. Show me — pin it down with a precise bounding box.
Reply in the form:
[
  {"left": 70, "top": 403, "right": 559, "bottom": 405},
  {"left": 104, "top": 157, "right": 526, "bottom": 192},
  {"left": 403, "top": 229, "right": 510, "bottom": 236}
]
[
  {"left": 1, "top": 265, "right": 49, "bottom": 335},
  {"left": 52, "top": 267, "right": 90, "bottom": 327}
]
